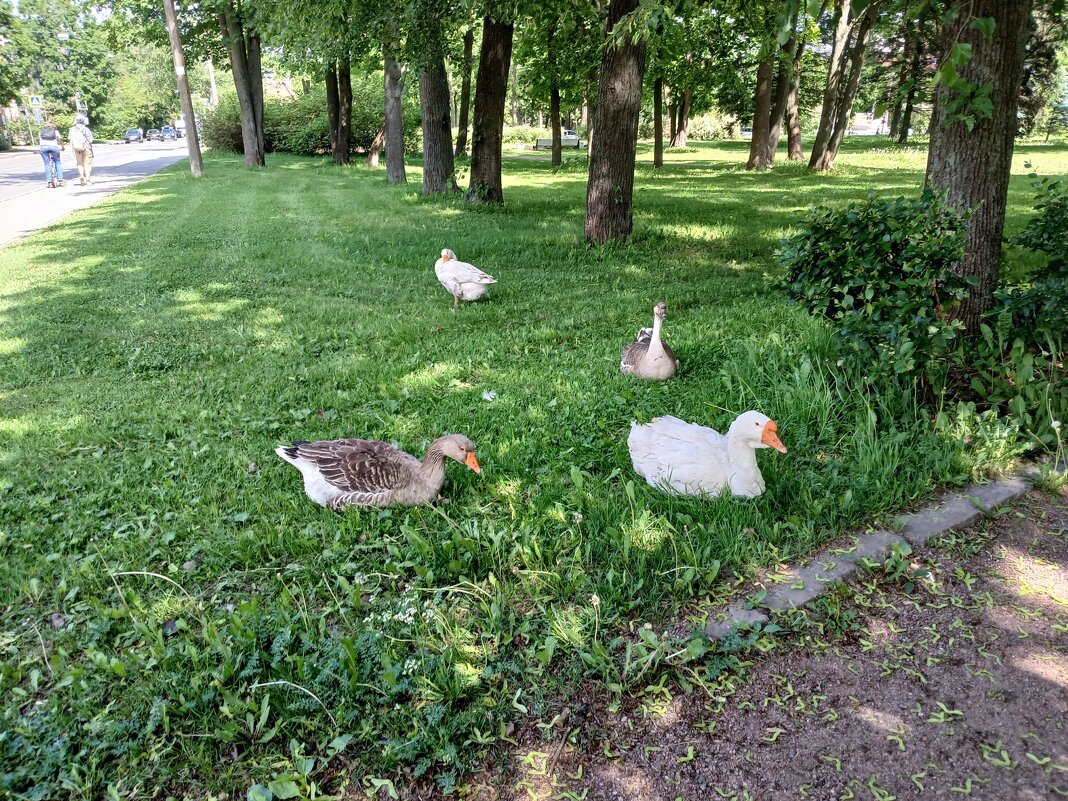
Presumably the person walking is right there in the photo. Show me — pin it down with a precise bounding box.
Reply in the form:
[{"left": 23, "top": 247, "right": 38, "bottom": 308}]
[
  {"left": 38, "top": 119, "right": 65, "bottom": 188},
  {"left": 69, "top": 115, "right": 95, "bottom": 186}
]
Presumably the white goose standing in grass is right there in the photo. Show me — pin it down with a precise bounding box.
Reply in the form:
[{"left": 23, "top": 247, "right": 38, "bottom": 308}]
[
  {"left": 276, "top": 434, "right": 481, "bottom": 509},
  {"left": 434, "top": 248, "right": 497, "bottom": 306},
  {"left": 628, "top": 411, "right": 787, "bottom": 498},
  {"left": 620, "top": 302, "right": 680, "bottom": 380}
]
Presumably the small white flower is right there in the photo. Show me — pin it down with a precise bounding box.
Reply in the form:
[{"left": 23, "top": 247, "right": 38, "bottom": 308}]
[
  {"left": 571, "top": 511, "right": 584, "bottom": 523},
  {"left": 1052, "top": 420, "right": 1062, "bottom": 430},
  {"left": 589, "top": 594, "right": 600, "bottom": 608},
  {"left": 482, "top": 390, "right": 498, "bottom": 402}
]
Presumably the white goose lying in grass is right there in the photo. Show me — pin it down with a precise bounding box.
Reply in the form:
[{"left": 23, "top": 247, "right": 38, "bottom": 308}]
[
  {"left": 276, "top": 434, "right": 481, "bottom": 509},
  {"left": 628, "top": 411, "right": 787, "bottom": 498},
  {"left": 435, "top": 248, "right": 497, "bottom": 306},
  {"left": 620, "top": 302, "right": 680, "bottom": 380}
]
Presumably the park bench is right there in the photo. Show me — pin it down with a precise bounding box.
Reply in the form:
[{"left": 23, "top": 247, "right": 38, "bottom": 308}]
[{"left": 534, "top": 137, "right": 582, "bottom": 150}]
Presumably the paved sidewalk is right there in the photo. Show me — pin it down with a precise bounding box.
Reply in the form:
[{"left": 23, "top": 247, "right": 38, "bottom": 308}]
[{"left": 0, "top": 142, "right": 190, "bottom": 247}]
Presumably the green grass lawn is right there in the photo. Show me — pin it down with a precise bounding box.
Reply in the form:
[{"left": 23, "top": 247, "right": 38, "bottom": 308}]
[{"left": 1, "top": 138, "right": 1065, "bottom": 798}]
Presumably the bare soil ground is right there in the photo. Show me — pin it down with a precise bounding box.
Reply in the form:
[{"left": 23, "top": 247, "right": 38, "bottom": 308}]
[{"left": 468, "top": 487, "right": 1068, "bottom": 801}]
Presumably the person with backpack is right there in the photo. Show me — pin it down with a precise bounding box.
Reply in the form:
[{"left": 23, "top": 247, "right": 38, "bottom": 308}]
[
  {"left": 38, "top": 118, "right": 65, "bottom": 188},
  {"left": 69, "top": 115, "right": 95, "bottom": 186}
]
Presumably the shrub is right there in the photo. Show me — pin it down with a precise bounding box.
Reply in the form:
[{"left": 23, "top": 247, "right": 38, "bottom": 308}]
[
  {"left": 779, "top": 190, "right": 971, "bottom": 383},
  {"left": 202, "top": 85, "right": 422, "bottom": 157},
  {"left": 502, "top": 124, "right": 549, "bottom": 145}
]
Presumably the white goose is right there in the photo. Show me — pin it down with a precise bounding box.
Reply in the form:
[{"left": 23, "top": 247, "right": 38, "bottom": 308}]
[
  {"left": 628, "top": 411, "right": 787, "bottom": 498},
  {"left": 620, "top": 302, "right": 680, "bottom": 380},
  {"left": 434, "top": 248, "right": 497, "bottom": 306}
]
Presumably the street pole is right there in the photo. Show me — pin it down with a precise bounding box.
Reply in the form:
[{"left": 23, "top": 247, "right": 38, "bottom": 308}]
[{"left": 162, "top": 0, "right": 204, "bottom": 177}]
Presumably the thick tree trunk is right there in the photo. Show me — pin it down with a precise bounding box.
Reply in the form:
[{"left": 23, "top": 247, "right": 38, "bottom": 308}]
[
  {"left": 420, "top": 58, "right": 456, "bottom": 193},
  {"left": 786, "top": 50, "right": 804, "bottom": 159},
  {"left": 326, "top": 65, "right": 340, "bottom": 160},
  {"left": 454, "top": 28, "right": 474, "bottom": 157},
  {"left": 746, "top": 58, "right": 775, "bottom": 170},
  {"left": 808, "top": 0, "right": 851, "bottom": 169},
  {"left": 669, "top": 88, "right": 690, "bottom": 146},
  {"left": 810, "top": 0, "right": 881, "bottom": 171},
  {"left": 467, "top": 16, "right": 514, "bottom": 204},
  {"left": 367, "top": 124, "right": 384, "bottom": 167},
  {"left": 338, "top": 58, "right": 352, "bottom": 164},
  {"left": 384, "top": 41, "right": 406, "bottom": 184},
  {"left": 766, "top": 36, "right": 796, "bottom": 163},
  {"left": 584, "top": 0, "right": 647, "bottom": 243},
  {"left": 653, "top": 76, "right": 663, "bottom": 168},
  {"left": 218, "top": 8, "right": 264, "bottom": 166},
  {"left": 925, "top": 0, "right": 1033, "bottom": 336},
  {"left": 247, "top": 34, "right": 265, "bottom": 157}
]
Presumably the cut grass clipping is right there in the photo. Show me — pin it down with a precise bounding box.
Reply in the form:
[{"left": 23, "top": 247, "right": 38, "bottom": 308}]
[{"left": 1, "top": 139, "right": 1064, "bottom": 797}]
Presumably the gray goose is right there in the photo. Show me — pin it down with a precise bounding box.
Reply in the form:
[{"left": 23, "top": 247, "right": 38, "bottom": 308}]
[
  {"left": 276, "top": 434, "right": 481, "bottom": 509},
  {"left": 620, "top": 302, "right": 680, "bottom": 380}
]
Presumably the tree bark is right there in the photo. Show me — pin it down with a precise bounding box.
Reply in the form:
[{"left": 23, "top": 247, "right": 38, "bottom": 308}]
[
  {"left": 810, "top": 0, "right": 882, "bottom": 171},
  {"left": 669, "top": 88, "right": 690, "bottom": 146},
  {"left": 218, "top": 8, "right": 264, "bottom": 166},
  {"left": 454, "top": 28, "right": 474, "bottom": 157},
  {"left": 925, "top": 0, "right": 1033, "bottom": 336},
  {"left": 247, "top": 33, "right": 265, "bottom": 157},
  {"left": 653, "top": 76, "right": 663, "bottom": 168},
  {"left": 467, "top": 16, "right": 514, "bottom": 204},
  {"left": 326, "top": 65, "right": 340, "bottom": 160},
  {"left": 667, "top": 84, "right": 677, "bottom": 142},
  {"left": 547, "top": 23, "right": 562, "bottom": 167},
  {"left": 338, "top": 58, "right": 352, "bottom": 164},
  {"left": 746, "top": 58, "right": 775, "bottom": 169},
  {"left": 368, "top": 123, "right": 384, "bottom": 167},
  {"left": 162, "top": 0, "right": 202, "bottom": 177},
  {"left": 786, "top": 46, "right": 804, "bottom": 159},
  {"left": 384, "top": 39, "right": 406, "bottom": 184},
  {"left": 420, "top": 58, "right": 456, "bottom": 193},
  {"left": 808, "top": 0, "right": 851, "bottom": 169},
  {"left": 897, "top": 40, "right": 922, "bottom": 144},
  {"left": 584, "top": 0, "right": 647, "bottom": 243},
  {"left": 509, "top": 61, "right": 520, "bottom": 125}
]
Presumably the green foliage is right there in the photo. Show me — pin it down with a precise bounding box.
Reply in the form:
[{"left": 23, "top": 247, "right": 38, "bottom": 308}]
[
  {"left": 202, "top": 81, "right": 421, "bottom": 157},
  {"left": 779, "top": 190, "right": 971, "bottom": 382}
]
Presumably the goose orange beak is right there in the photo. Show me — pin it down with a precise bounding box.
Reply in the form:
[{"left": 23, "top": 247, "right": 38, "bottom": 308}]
[
  {"left": 761, "top": 420, "right": 787, "bottom": 453},
  {"left": 465, "top": 451, "right": 482, "bottom": 474},
  {"left": 442, "top": 253, "right": 451, "bottom": 261}
]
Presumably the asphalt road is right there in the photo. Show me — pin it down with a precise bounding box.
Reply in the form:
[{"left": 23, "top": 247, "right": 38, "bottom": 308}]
[{"left": 0, "top": 139, "right": 191, "bottom": 247}]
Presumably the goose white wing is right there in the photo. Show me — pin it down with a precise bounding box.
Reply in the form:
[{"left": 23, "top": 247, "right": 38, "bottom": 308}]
[
  {"left": 435, "top": 258, "right": 497, "bottom": 299},
  {"left": 627, "top": 416, "right": 731, "bottom": 496}
]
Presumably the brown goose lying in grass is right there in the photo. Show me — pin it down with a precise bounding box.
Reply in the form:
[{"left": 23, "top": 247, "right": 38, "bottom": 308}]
[
  {"left": 276, "top": 434, "right": 481, "bottom": 509},
  {"left": 620, "top": 302, "right": 680, "bottom": 380}
]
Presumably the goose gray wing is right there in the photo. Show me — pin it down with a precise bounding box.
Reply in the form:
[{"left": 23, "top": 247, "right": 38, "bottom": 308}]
[
  {"left": 288, "top": 439, "right": 419, "bottom": 494},
  {"left": 660, "top": 339, "right": 681, "bottom": 370},
  {"left": 620, "top": 327, "right": 653, "bottom": 373}
]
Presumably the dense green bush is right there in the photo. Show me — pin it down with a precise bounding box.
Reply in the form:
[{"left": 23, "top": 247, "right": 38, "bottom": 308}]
[
  {"left": 779, "top": 190, "right": 971, "bottom": 382},
  {"left": 202, "top": 83, "right": 422, "bottom": 157}
]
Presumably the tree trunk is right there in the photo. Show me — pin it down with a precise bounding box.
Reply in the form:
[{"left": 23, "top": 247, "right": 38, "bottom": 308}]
[
  {"left": 897, "top": 41, "right": 922, "bottom": 144},
  {"left": 925, "top": 0, "right": 1033, "bottom": 336},
  {"left": 247, "top": 33, "right": 265, "bottom": 157},
  {"left": 420, "top": 58, "right": 456, "bottom": 193},
  {"left": 766, "top": 35, "right": 796, "bottom": 163},
  {"left": 384, "top": 39, "right": 406, "bottom": 184},
  {"left": 368, "top": 124, "right": 384, "bottom": 167},
  {"left": 509, "top": 61, "right": 520, "bottom": 125},
  {"left": 667, "top": 84, "right": 677, "bottom": 142},
  {"left": 454, "top": 28, "right": 474, "bottom": 157},
  {"left": 338, "top": 58, "right": 352, "bottom": 164},
  {"left": 746, "top": 58, "right": 775, "bottom": 170},
  {"left": 786, "top": 47, "right": 804, "bottom": 159},
  {"left": 163, "top": 0, "right": 203, "bottom": 177},
  {"left": 218, "top": 8, "right": 264, "bottom": 166},
  {"left": 467, "top": 16, "right": 514, "bottom": 204},
  {"left": 669, "top": 88, "right": 690, "bottom": 146},
  {"left": 653, "top": 76, "right": 663, "bottom": 168},
  {"left": 810, "top": 0, "right": 882, "bottom": 171},
  {"left": 548, "top": 23, "right": 562, "bottom": 167},
  {"left": 584, "top": 0, "right": 647, "bottom": 243},
  {"left": 326, "top": 65, "right": 340, "bottom": 161},
  {"left": 808, "top": 0, "right": 852, "bottom": 169}
]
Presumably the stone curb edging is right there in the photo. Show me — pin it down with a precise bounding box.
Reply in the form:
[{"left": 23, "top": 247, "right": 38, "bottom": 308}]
[{"left": 704, "top": 469, "right": 1054, "bottom": 639}]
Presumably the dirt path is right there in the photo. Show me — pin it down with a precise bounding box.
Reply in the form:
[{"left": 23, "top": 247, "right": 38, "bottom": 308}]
[{"left": 485, "top": 487, "right": 1068, "bottom": 801}]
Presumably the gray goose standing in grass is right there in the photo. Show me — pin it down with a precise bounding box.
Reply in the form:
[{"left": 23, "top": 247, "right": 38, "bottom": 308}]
[
  {"left": 620, "top": 302, "right": 680, "bottom": 380},
  {"left": 276, "top": 434, "right": 481, "bottom": 509}
]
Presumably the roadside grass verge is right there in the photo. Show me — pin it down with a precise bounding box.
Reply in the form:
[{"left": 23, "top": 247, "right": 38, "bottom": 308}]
[{"left": 1, "top": 140, "right": 1064, "bottom": 798}]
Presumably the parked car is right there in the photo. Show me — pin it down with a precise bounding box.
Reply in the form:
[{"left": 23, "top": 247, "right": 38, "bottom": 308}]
[
  {"left": 146, "top": 128, "right": 161, "bottom": 141},
  {"left": 561, "top": 129, "right": 579, "bottom": 145},
  {"left": 124, "top": 128, "right": 144, "bottom": 144},
  {"left": 160, "top": 126, "right": 177, "bottom": 141},
  {"left": 740, "top": 126, "right": 753, "bottom": 139}
]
